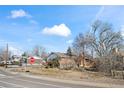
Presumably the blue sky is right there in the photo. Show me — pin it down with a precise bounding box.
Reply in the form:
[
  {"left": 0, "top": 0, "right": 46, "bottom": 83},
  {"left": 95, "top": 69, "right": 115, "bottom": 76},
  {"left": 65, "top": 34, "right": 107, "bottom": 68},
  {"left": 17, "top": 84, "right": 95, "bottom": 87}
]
[{"left": 0, "top": 5, "right": 124, "bottom": 55}]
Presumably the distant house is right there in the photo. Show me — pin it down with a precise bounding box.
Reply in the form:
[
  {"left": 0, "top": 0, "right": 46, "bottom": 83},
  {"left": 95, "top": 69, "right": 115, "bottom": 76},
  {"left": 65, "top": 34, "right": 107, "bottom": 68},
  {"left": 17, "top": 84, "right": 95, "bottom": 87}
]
[
  {"left": 27, "top": 56, "right": 45, "bottom": 65},
  {"left": 11, "top": 55, "right": 21, "bottom": 62},
  {"left": 47, "top": 52, "right": 77, "bottom": 69},
  {"left": 111, "top": 48, "right": 124, "bottom": 70}
]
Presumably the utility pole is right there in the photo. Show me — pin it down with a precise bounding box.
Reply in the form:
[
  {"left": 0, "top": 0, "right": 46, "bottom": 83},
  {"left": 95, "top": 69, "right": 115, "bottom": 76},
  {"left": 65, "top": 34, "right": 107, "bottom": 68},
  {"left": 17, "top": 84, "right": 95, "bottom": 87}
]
[
  {"left": 122, "top": 57, "right": 124, "bottom": 80},
  {"left": 5, "top": 43, "right": 8, "bottom": 68}
]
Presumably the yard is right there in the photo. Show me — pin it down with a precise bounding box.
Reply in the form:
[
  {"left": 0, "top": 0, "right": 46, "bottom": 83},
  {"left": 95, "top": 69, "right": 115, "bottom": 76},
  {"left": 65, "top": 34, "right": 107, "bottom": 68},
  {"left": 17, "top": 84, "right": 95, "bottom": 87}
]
[
  {"left": 9, "top": 66, "right": 111, "bottom": 81},
  {"left": 1, "top": 65, "right": 123, "bottom": 86}
]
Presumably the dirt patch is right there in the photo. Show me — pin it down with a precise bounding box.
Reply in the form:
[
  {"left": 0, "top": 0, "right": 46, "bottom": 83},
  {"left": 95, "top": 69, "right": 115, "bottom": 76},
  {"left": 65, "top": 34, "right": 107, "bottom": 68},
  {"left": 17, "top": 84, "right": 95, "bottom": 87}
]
[
  {"left": 10, "top": 66, "right": 106, "bottom": 81},
  {"left": 2, "top": 66, "right": 124, "bottom": 86}
]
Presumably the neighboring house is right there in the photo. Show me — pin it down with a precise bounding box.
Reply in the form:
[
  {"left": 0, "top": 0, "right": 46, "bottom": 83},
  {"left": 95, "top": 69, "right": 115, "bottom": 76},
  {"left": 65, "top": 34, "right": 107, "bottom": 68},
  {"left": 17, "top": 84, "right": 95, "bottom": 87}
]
[
  {"left": 111, "top": 48, "right": 124, "bottom": 70},
  {"left": 27, "top": 56, "right": 45, "bottom": 65},
  {"left": 11, "top": 55, "right": 21, "bottom": 62},
  {"left": 47, "top": 52, "right": 77, "bottom": 69},
  {"left": 76, "top": 53, "right": 96, "bottom": 70}
]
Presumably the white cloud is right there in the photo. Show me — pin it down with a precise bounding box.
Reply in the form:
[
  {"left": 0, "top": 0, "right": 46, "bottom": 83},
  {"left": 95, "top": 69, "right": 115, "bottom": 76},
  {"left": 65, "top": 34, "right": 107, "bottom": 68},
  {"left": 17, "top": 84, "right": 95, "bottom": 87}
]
[
  {"left": 0, "top": 40, "right": 15, "bottom": 46},
  {"left": 27, "top": 38, "right": 32, "bottom": 42},
  {"left": 120, "top": 25, "right": 124, "bottom": 37},
  {"left": 122, "top": 32, "right": 124, "bottom": 37},
  {"left": 9, "top": 46, "right": 23, "bottom": 56},
  {"left": 0, "top": 39, "right": 23, "bottom": 56},
  {"left": 0, "top": 40, "right": 6, "bottom": 43},
  {"left": 42, "top": 24, "right": 71, "bottom": 37},
  {"left": 29, "top": 20, "right": 38, "bottom": 24},
  {"left": 66, "top": 39, "right": 73, "bottom": 44},
  {"left": 93, "top": 6, "right": 124, "bottom": 23},
  {"left": 11, "top": 23, "right": 17, "bottom": 25},
  {"left": 8, "top": 9, "right": 32, "bottom": 19},
  {"left": 94, "top": 6, "right": 105, "bottom": 21}
]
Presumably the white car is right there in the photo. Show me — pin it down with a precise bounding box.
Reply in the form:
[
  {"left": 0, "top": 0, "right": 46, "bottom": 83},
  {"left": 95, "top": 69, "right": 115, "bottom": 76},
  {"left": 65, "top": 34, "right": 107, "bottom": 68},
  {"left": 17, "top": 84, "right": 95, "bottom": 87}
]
[
  {"left": 0, "top": 61, "right": 5, "bottom": 64},
  {"left": 1, "top": 61, "right": 12, "bottom": 65}
]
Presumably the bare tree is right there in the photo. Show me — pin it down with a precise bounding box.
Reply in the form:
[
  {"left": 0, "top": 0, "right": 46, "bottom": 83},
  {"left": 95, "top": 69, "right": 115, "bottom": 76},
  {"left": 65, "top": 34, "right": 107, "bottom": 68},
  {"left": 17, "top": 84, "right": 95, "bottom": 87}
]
[
  {"left": 87, "top": 20, "right": 123, "bottom": 73},
  {"left": 73, "top": 33, "right": 94, "bottom": 69},
  {"left": 32, "top": 45, "right": 47, "bottom": 58},
  {"left": 0, "top": 47, "right": 11, "bottom": 62},
  {"left": 72, "top": 20, "right": 123, "bottom": 73},
  {"left": 73, "top": 32, "right": 94, "bottom": 57},
  {"left": 89, "top": 20, "right": 123, "bottom": 57},
  {"left": 73, "top": 33, "right": 86, "bottom": 56}
]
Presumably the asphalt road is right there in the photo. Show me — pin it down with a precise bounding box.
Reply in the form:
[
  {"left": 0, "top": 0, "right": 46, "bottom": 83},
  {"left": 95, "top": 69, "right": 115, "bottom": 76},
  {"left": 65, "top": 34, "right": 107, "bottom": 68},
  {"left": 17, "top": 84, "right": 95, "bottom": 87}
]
[{"left": 0, "top": 69, "right": 96, "bottom": 88}]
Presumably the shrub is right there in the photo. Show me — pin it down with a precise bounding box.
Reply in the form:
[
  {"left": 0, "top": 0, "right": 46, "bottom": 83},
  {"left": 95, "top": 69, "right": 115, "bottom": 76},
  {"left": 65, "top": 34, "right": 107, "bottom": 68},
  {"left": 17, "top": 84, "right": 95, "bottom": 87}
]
[{"left": 13, "top": 61, "right": 20, "bottom": 65}]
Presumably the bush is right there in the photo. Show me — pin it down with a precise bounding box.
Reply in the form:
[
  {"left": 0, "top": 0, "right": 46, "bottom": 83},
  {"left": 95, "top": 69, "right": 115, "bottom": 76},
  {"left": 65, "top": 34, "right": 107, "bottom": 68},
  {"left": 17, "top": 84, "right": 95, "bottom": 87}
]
[
  {"left": 46, "top": 61, "right": 59, "bottom": 68},
  {"left": 45, "top": 57, "right": 60, "bottom": 68},
  {"left": 13, "top": 61, "right": 20, "bottom": 65}
]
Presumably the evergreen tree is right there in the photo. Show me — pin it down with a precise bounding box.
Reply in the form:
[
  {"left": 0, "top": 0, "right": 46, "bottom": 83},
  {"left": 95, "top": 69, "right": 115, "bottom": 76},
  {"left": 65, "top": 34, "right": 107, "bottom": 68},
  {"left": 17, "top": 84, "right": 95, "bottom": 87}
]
[{"left": 67, "top": 47, "right": 72, "bottom": 56}]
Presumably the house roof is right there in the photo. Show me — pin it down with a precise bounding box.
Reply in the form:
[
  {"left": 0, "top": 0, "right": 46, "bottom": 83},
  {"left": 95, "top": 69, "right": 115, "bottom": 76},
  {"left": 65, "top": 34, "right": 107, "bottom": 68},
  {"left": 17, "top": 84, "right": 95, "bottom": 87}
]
[
  {"left": 49, "top": 52, "right": 76, "bottom": 58},
  {"left": 50, "top": 52, "right": 68, "bottom": 58},
  {"left": 27, "top": 56, "right": 42, "bottom": 60}
]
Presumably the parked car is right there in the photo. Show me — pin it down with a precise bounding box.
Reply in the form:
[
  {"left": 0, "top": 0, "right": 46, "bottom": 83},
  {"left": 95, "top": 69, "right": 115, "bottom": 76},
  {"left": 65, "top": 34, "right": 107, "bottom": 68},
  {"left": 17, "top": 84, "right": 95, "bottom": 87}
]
[
  {"left": 0, "top": 61, "right": 12, "bottom": 65},
  {"left": 6, "top": 61, "right": 12, "bottom": 65}
]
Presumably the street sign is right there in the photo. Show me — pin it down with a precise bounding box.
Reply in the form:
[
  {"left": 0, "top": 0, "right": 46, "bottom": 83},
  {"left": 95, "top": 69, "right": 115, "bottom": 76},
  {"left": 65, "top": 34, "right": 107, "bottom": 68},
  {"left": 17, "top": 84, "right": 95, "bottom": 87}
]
[{"left": 29, "top": 57, "right": 35, "bottom": 64}]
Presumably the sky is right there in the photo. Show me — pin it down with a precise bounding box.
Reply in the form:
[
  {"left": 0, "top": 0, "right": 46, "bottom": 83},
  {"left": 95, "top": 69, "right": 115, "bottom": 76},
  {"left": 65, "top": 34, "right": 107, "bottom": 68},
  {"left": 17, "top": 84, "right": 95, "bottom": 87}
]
[{"left": 0, "top": 5, "right": 124, "bottom": 55}]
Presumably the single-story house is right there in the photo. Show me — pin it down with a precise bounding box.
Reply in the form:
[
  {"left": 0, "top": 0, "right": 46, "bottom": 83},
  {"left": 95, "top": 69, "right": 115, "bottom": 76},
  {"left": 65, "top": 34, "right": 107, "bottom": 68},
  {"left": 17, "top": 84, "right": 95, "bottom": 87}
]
[
  {"left": 11, "top": 55, "right": 21, "bottom": 63},
  {"left": 27, "top": 56, "right": 46, "bottom": 65},
  {"left": 76, "top": 53, "right": 96, "bottom": 70},
  {"left": 47, "top": 52, "right": 77, "bottom": 69}
]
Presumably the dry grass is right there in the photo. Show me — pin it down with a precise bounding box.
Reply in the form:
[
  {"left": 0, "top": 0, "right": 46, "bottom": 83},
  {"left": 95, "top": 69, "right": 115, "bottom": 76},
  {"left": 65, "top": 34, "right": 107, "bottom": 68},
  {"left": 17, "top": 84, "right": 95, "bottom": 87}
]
[
  {"left": 10, "top": 66, "right": 106, "bottom": 81},
  {"left": 9, "top": 66, "right": 124, "bottom": 85}
]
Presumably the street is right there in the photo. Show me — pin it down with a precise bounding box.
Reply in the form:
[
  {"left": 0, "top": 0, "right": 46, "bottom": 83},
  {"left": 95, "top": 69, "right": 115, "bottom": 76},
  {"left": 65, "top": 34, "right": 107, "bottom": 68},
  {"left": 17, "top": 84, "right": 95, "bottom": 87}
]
[{"left": 0, "top": 69, "right": 96, "bottom": 88}]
